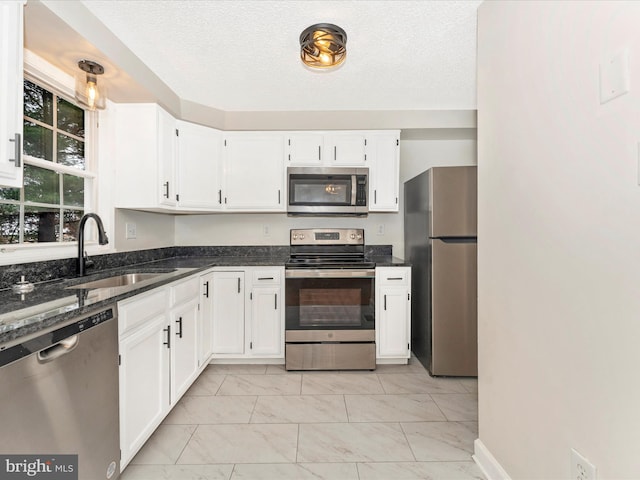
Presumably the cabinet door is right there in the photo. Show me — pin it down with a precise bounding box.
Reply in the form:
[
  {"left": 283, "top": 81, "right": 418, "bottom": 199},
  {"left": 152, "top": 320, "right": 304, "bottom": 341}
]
[
  {"left": 250, "top": 286, "right": 283, "bottom": 356},
  {"left": 199, "top": 271, "right": 214, "bottom": 365},
  {"left": 377, "top": 286, "right": 411, "bottom": 358},
  {"left": 158, "top": 107, "right": 177, "bottom": 207},
  {"left": 369, "top": 133, "right": 400, "bottom": 212},
  {"left": 212, "top": 271, "right": 245, "bottom": 354},
  {"left": 223, "top": 134, "right": 285, "bottom": 210},
  {"left": 171, "top": 298, "right": 200, "bottom": 402},
  {"left": 287, "top": 133, "right": 323, "bottom": 166},
  {"left": 0, "top": 1, "right": 24, "bottom": 188},
  {"left": 119, "top": 315, "right": 170, "bottom": 468},
  {"left": 176, "top": 121, "right": 223, "bottom": 209},
  {"left": 325, "top": 133, "right": 367, "bottom": 165}
]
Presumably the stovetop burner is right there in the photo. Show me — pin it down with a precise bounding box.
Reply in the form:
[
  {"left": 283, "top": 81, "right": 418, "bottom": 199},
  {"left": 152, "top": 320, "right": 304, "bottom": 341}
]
[{"left": 286, "top": 228, "right": 375, "bottom": 269}]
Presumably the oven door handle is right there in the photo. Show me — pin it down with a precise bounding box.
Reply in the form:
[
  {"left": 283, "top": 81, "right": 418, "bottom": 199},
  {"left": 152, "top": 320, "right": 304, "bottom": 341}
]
[{"left": 285, "top": 269, "right": 375, "bottom": 279}]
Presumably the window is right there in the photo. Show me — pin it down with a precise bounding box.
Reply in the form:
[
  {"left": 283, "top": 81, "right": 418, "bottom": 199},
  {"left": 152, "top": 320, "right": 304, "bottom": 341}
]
[{"left": 0, "top": 79, "right": 94, "bottom": 244}]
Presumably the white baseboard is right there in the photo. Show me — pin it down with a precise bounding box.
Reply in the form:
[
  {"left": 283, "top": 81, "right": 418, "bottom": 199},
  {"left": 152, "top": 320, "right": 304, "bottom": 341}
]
[{"left": 473, "top": 439, "right": 512, "bottom": 480}]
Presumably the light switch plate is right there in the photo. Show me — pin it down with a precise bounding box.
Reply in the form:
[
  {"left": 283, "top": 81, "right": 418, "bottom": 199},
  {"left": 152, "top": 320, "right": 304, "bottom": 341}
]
[
  {"left": 599, "top": 49, "right": 630, "bottom": 104},
  {"left": 125, "top": 223, "right": 137, "bottom": 239}
]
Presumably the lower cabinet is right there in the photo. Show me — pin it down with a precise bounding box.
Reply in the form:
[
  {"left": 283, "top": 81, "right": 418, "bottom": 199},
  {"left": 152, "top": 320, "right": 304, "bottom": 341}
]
[
  {"left": 376, "top": 267, "right": 412, "bottom": 361},
  {"left": 211, "top": 266, "right": 284, "bottom": 359},
  {"left": 118, "top": 311, "right": 169, "bottom": 469},
  {"left": 118, "top": 274, "right": 205, "bottom": 468}
]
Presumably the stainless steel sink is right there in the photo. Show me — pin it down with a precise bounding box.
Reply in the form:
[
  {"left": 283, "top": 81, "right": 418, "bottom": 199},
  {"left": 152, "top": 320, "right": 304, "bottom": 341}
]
[{"left": 66, "top": 273, "right": 163, "bottom": 290}]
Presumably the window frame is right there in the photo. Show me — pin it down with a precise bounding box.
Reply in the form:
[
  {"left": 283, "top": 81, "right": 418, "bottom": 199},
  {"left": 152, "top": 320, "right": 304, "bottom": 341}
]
[{"left": 0, "top": 50, "right": 104, "bottom": 262}]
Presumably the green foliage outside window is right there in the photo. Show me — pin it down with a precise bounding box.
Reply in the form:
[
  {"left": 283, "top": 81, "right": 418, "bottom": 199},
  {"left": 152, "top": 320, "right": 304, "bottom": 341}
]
[{"left": 0, "top": 80, "right": 89, "bottom": 245}]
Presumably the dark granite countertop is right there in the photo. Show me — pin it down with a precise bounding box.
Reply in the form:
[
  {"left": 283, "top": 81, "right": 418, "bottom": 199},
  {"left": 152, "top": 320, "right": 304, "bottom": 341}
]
[{"left": 0, "top": 247, "right": 405, "bottom": 348}]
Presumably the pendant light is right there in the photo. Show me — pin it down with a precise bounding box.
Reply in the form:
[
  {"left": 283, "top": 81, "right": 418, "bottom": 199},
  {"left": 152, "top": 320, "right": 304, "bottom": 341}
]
[
  {"left": 300, "top": 23, "right": 347, "bottom": 69},
  {"left": 75, "top": 60, "right": 106, "bottom": 110}
]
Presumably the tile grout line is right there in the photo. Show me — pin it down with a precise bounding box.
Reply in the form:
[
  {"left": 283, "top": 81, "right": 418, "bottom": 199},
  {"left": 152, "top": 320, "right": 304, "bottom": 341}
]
[{"left": 173, "top": 424, "right": 200, "bottom": 466}]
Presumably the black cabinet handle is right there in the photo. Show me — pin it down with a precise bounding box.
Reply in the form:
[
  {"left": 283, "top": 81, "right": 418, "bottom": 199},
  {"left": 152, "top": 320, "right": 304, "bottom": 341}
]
[
  {"left": 203, "top": 281, "right": 209, "bottom": 298},
  {"left": 318, "top": 145, "right": 321, "bottom": 160},
  {"left": 163, "top": 325, "right": 171, "bottom": 348},
  {"left": 176, "top": 317, "right": 183, "bottom": 338},
  {"left": 218, "top": 190, "right": 222, "bottom": 204},
  {"left": 163, "top": 181, "right": 170, "bottom": 198},
  {"left": 387, "top": 277, "right": 403, "bottom": 281},
  {"left": 384, "top": 295, "right": 387, "bottom": 311},
  {"left": 274, "top": 293, "right": 277, "bottom": 310},
  {"left": 258, "top": 277, "right": 274, "bottom": 281},
  {"left": 334, "top": 145, "right": 337, "bottom": 161},
  {"left": 237, "top": 278, "right": 241, "bottom": 293},
  {"left": 278, "top": 189, "right": 281, "bottom": 204}
]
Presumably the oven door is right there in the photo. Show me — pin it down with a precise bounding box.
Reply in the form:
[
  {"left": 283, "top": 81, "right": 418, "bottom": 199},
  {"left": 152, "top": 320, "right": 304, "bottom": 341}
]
[{"left": 285, "top": 269, "right": 375, "bottom": 331}]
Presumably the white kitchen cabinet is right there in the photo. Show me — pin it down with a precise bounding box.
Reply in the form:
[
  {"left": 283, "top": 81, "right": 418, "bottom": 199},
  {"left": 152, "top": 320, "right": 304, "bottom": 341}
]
[
  {"left": 199, "top": 269, "right": 215, "bottom": 365},
  {"left": 113, "top": 103, "right": 177, "bottom": 210},
  {"left": 212, "top": 266, "right": 284, "bottom": 359},
  {"left": 223, "top": 133, "right": 285, "bottom": 210},
  {"left": 286, "top": 133, "right": 323, "bottom": 166},
  {"left": 118, "top": 291, "right": 170, "bottom": 468},
  {"left": 211, "top": 270, "right": 245, "bottom": 354},
  {"left": 376, "top": 267, "right": 412, "bottom": 361},
  {"left": 287, "top": 131, "right": 368, "bottom": 166},
  {"left": 325, "top": 133, "right": 368, "bottom": 165},
  {"left": 0, "top": 1, "right": 24, "bottom": 188},
  {"left": 169, "top": 276, "right": 200, "bottom": 401},
  {"left": 249, "top": 270, "right": 283, "bottom": 356},
  {"left": 368, "top": 132, "right": 400, "bottom": 212},
  {"left": 118, "top": 274, "right": 202, "bottom": 468},
  {"left": 176, "top": 120, "right": 223, "bottom": 210}
]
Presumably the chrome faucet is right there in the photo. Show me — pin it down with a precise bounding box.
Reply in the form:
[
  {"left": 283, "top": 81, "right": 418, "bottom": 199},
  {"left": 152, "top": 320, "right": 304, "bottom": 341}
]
[{"left": 77, "top": 213, "right": 109, "bottom": 276}]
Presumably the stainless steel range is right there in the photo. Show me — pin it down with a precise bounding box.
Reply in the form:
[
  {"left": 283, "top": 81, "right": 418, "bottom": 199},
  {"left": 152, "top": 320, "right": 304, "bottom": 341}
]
[{"left": 285, "top": 228, "right": 376, "bottom": 370}]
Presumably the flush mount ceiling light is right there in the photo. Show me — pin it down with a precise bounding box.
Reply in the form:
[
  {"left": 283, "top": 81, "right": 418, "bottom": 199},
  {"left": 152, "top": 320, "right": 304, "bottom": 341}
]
[
  {"left": 75, "top": 60, "right": 106, "bottom": 110},
  {"left": 300, "top": 23, "right": 347, "bottom": 70}
]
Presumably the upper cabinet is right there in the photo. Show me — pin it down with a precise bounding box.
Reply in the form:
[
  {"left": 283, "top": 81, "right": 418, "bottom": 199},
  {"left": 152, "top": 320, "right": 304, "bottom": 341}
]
[
  {"left": 325, "top": 133, "right": 367, "bottom": 166},
  {"left": 110, "top": 106, "right": 399, "bottom": 214},
  {"left": 113, "top": 104, "right": 178, "bottom": 211},
  {"left": 286, "top": 133, "right": 323, "bottom": 166},
  {"left": 223, "top": 132, "right": 285, "bottom": 211},
  {"left": 176, "top": 120, "right": 223, "bottom": 210},
  {"left": 286, "top": 131, "right": 368, "bottom": 167},
  {"left": 287, "top": 130, "right": 400, "bottom": 212},
  {"left": 368, "top": 132, "right": 400, "bottom": 212},
  {"left": 0, "top": 1, "right": 24, "bottom": 188}
]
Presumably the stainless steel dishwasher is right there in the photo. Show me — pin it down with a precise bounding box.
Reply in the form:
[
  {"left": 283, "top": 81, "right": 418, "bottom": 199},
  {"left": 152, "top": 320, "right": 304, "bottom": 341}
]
[{"left": 0, "top": 305, "right": 120, "bottom": 480}]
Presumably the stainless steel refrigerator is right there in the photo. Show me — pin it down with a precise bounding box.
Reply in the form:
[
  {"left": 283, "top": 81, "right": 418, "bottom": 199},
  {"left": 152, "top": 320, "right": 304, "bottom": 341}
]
[{"left": 404, "top": 166, "right": 477, "bottom": 376}]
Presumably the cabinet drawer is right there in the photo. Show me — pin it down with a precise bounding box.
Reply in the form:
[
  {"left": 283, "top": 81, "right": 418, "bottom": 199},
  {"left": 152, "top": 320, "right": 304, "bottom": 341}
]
[
  {"left": 170, "top": 276, "right": 200, "bottom": 307},
  {"left": 377, "top": 267, "right": 410, "bottom": 286},
  {"left": 118, "top": 288, "right": 167, "bottom": 336},
  {"left": 252, "top": 268, "right": 282, "bottom": 285}
]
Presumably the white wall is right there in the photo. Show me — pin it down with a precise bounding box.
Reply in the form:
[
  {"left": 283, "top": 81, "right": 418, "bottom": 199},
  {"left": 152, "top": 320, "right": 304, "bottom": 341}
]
[
  {"left": 477, "top": 1, "right": 640, "bottom": 478},
  {"left": 114, "top": 209, "right": 175, "bottom": 252},
  {"left": 172, "top": 136, "right": 477, "bottom": 258}
]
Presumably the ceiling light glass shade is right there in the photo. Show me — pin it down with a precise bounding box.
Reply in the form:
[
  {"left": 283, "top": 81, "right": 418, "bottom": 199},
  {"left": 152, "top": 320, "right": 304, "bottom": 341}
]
[
  {"left": 300, "top": 23, "right": 347, "bottom": 69},
  {"left": 75, "top": 60, "right": 106, "bottom": 110}
]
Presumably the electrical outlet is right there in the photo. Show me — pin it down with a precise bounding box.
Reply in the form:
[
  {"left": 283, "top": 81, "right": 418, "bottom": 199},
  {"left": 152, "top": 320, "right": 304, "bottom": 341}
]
[
  {"left": 263, "top": 225, "right": 270, "bottom": 237},
  {"left": 377, "top": 224, "right": 385, "bottom": 236},
  {"left": 571, "top": 448, "right": 596, "bottom": 480},
  {"left": 125, "top": 223, "right": 137, "bottom": 240}
]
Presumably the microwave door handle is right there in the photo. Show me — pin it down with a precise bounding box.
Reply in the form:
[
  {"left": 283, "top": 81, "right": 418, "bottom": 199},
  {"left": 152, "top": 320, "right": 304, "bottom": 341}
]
[{"left": 351, "top": 175, "right": 357, "bottom": 206}]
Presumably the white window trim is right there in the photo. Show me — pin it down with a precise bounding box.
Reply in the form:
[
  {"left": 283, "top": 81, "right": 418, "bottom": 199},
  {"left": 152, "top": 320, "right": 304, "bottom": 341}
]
[{"left": 0, "top": 50, "right": 114, "bottom": 266}]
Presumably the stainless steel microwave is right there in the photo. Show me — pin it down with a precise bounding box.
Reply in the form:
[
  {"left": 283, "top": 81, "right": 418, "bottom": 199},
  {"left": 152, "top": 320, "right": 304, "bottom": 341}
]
[{"left": 287, "top": 167, "right": 368, "bottom": 216}]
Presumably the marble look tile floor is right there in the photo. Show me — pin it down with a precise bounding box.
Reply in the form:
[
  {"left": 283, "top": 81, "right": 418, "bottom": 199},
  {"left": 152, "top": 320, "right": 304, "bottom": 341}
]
[{"left": 120, "top": 358, "right": 486, "bottom": 480}]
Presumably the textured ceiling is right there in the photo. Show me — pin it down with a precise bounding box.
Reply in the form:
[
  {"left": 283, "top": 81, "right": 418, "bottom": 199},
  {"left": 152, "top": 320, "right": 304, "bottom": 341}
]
[{"left": 80, "top": 0, "right": 482, "bottom": 112}]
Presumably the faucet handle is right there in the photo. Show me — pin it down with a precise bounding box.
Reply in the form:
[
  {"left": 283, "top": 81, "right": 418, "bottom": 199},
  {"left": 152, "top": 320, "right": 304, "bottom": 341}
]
[{"left": 83, "top": 250, "right": 95, "bottom": 270}]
